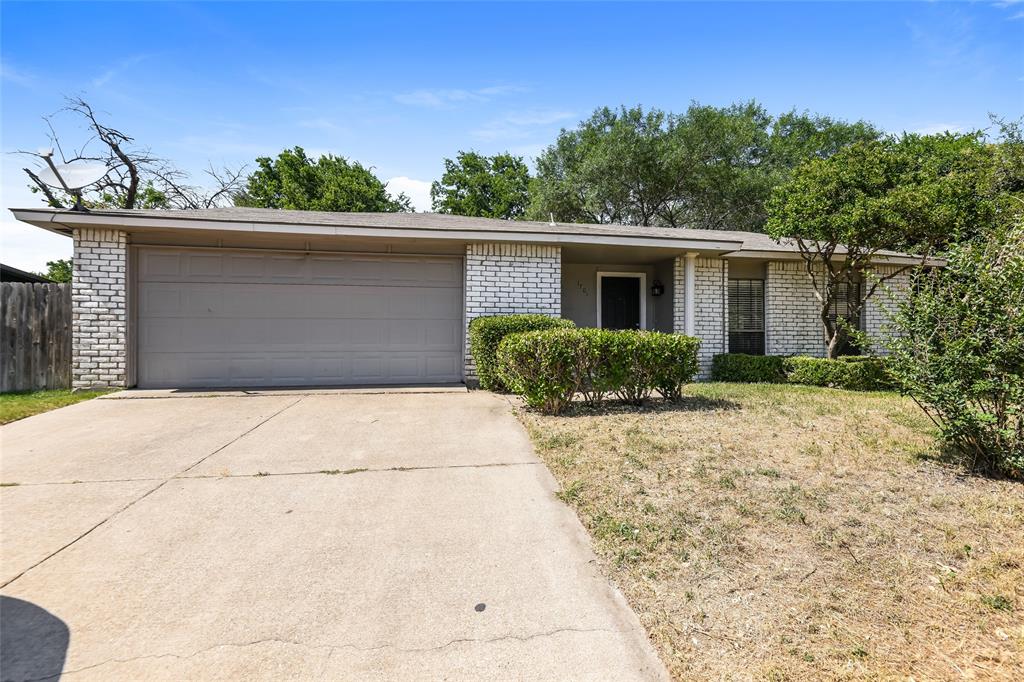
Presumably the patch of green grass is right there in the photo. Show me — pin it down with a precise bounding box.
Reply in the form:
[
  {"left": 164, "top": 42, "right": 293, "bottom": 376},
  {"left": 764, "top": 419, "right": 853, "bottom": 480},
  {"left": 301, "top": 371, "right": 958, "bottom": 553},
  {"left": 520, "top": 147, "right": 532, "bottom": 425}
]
[
  {"left": 0, "top": 389, "right": 112, "bottom": 425},
  {"left": 557, "top": 480, "right": 585, "bottom": 504},
  {"left": 980, "top": 594, "right": 1014, "bottom": 612}
]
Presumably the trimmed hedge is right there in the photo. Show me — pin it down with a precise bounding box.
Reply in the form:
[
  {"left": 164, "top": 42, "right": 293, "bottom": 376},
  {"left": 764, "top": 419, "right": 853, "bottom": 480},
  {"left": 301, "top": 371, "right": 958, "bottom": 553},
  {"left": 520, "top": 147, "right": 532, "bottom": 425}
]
[
  {"left": 496, "top": 327, "right": 701, "bottom": 414},
  {"left": 711, "top": 353, "right": 893, "bottom": 391},
  {"left": 468, "top": 314, "right": 575, "bottom": 391},
  {"left": 496, "top": 328, "right": 591, "bottom": 414},
  {"left": 710, "top": 353, "right": 787, "bottom": 383}
]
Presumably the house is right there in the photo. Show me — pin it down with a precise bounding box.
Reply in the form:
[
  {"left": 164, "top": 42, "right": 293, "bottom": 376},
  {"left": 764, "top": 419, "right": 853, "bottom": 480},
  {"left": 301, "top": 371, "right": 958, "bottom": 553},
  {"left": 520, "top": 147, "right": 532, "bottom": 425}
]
[
  {"left": 10, "top": 207, "right": 919, "bottom": 391},
  {"left": 1, "top": 263, "right": 52, "bottom": 283}
]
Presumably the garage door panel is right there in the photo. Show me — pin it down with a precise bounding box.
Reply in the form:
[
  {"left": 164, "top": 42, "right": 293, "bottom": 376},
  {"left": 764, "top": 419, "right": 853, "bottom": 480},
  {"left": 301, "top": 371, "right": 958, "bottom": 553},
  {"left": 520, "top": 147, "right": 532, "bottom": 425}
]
[{"left": 137, "top": 248, "right": 463, "bottom": 387}]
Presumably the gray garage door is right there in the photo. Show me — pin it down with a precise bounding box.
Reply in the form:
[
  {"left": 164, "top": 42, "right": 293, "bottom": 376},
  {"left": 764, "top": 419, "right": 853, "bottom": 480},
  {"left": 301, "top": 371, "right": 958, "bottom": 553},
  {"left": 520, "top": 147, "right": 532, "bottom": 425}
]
[{"left": 136, "top": 248, "right": 463, "bottom": 388}]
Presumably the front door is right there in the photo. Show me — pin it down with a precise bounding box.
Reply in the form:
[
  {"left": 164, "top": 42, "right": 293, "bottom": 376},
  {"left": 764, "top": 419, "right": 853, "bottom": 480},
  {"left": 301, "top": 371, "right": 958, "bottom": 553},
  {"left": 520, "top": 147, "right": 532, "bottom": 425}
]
[{"left": 600, "top": 276, "right": 641, "bottom": 330}]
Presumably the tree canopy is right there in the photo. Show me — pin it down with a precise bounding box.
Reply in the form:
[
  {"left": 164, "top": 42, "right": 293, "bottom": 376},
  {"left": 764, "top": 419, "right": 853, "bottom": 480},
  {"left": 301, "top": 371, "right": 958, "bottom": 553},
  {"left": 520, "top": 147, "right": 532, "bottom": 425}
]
[
  {"left": 527, "top": 102, "right": 880, "bottom": 231},
  {"left": 430, "top": 151, "right": 530, "bottom": 219},
  {"left": 235, "top": 146, "right": 411, "bottom": 212},
  {"left": 764, "top": 132, "right": 997, "bottom": 357},
  {"left": 38, "top": 259, "right": 72, "bottom": 283}
]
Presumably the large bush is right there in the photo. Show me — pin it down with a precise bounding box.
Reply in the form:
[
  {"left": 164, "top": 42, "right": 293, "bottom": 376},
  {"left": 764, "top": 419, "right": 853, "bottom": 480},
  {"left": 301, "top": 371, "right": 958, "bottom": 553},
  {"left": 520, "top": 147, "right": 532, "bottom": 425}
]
[
  {"left": 887, "top": 223, "right": 1024, "bottom": 477},
  {"left": 496, "top": 328, "right": 592, "bottom": 414},
  {"left": 495, "top": 327, "right": 700, "bottom": 414},
  {"left": 468, "top": 314, "right": 575, "bottom": 391},
  {"left": 649, "top": 334, "right": 702, "bottom": 401}
]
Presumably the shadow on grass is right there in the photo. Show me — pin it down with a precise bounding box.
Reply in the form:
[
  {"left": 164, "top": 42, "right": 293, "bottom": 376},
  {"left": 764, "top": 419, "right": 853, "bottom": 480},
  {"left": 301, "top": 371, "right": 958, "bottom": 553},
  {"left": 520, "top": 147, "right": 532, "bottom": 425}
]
[
  {"left": 913, "top": 443, "right": 1023, "bottom": 483},
  {"left": 554, "top": 394, "right": 742, "bottom": 418}
]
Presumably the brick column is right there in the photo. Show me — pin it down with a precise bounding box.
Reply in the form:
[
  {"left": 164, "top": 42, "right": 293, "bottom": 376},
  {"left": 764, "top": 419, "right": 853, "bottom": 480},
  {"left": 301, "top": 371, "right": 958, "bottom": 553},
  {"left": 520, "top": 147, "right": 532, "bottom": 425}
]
[
  {"left": 464, "top": 243, "right": 561, "bottom": 383},
  {"left": 72, "top": 228, "right": 128, "bottom": 390},
  {"left": 673, "top": 254, "right": 727, "bottom": 379}
]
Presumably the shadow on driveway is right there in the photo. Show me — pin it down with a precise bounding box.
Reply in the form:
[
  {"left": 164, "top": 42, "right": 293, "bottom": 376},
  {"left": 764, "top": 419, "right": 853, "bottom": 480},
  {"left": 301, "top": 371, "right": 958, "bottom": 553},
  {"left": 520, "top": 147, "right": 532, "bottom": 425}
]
[{"left": 1, "top": 596, "right": 69, "bottom": 681}]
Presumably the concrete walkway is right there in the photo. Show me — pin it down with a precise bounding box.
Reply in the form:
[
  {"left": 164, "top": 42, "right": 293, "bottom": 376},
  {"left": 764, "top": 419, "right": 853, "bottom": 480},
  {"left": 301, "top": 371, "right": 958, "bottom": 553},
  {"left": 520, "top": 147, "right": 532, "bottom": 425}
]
[{"left": 0, "top": 390, "right": 667, "bottom": 681}]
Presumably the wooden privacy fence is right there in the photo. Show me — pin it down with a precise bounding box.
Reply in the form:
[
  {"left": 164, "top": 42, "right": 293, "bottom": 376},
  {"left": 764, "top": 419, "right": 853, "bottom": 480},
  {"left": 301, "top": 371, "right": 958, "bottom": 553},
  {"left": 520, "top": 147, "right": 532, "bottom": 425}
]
[{"left": 1, "top": 283, "right": 72, "bottom": 392}]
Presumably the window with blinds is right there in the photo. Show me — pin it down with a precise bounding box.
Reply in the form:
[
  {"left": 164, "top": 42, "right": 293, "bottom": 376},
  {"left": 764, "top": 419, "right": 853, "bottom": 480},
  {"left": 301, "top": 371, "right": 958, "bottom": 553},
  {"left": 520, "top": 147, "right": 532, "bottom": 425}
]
[
  {"left": 728, "top": 279, "right": 765, "bottom": 355},
  {"left": 828, "top": 281, "right": 862, "bottom": 327},
  {"left": 828, "top": 280, "right": 863, "bottom": 355}
]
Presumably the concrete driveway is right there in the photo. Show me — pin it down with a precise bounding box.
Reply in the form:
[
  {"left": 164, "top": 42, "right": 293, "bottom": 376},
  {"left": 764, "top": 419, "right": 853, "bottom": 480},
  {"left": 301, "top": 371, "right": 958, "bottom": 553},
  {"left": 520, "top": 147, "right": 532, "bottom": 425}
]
[{"left": 0, "top": 389, "right": 667, "bottom": 681}]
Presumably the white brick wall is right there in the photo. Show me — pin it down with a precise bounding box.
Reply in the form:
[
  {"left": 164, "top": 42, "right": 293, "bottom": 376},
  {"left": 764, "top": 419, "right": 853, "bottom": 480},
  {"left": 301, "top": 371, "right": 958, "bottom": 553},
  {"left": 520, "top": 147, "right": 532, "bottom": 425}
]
[
  {"left": 863, "top": 265, "right": 912, "bottom": 355},
  {"left": 72, "top": 228, "right": 128, "bottom": 390},
  {"left": 464, "top": 243, "right": 561, "bottom": 381},
  {"left": 673, "top": 256, "right": 728, "bottom": 379},
  {"left": 765, "top": 261, "right": 826, "bottom": 357},
  {"left": 766, "top": 260, "right": 913, "bottom": 357}
]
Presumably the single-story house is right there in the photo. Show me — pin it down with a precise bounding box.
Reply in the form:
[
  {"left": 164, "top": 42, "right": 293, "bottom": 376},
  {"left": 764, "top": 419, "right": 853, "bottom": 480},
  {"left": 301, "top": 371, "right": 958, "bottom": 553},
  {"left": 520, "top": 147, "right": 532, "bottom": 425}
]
[{"left": 10, "top": 207, "right": 920, "bottom": 391}]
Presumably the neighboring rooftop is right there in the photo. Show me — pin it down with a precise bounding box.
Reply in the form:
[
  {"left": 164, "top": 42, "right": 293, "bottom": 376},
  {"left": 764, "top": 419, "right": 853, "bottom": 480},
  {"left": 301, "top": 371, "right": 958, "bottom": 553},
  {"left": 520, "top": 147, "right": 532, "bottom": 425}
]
[{"left": 1, "top": 263, "right": 51, "bottom": 283}]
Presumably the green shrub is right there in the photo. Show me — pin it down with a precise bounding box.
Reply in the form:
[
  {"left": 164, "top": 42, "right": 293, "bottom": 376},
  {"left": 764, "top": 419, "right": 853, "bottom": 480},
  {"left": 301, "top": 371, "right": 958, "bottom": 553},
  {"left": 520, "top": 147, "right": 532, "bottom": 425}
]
[
  {"left": 577, "top": 328, "right": 629, "bottom": 406},
  {"left": 711, "top": 353, "right": 893, "bottom": 390},
  {"left": 886, "top": 222, "right": 1023, "bottom": 477},
  {"left": 606, "top": 330, "right": 657, "bottom": 405},
  {"left": 711, "top": 354, "right": 787, "bottom": 383},
  {"left": 496, "top": 328, "right": 701, "bottom": 413},
  {"left": 649, "top": 334, "right": 701, "bottom": 401},
  {"left": 783, "top": 356, "right": 893, "bottom": 391},
  {"left": 468, "top": 314, "right": 575, "bottom": 391},
  {"left": 835, "top": 356, "right": 895, "bottom": 391},
  {"left": 783, "top": 356, "right": 853, "bottom": 389},
  {"left": 496, "top": 328, "right": 591, "bottom": 414}
]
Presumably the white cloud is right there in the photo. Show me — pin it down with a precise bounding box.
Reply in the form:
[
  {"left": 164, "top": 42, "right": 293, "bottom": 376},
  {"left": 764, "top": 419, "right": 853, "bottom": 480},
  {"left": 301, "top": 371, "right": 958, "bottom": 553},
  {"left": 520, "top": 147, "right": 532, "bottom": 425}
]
[
  {"left": 912, "top": 123, "right": 963, "bottom": 135},
  {"left": 386, "top": 176, "right": 432, "bottom": 212},
  {"left": 91, "top": 55, "right": 148, "bottom": 88},
  {"left": 0, "top": 61, "right": 35, "bottom": 87},
  {"left": 297, "top": 117, "right": 348, "bottom": 134},
  {"left": 393, "top": 85, "right": 526, "bottom": 109},
  {"left": 471, "top": 109, "right": 575, "bottom": 141}
]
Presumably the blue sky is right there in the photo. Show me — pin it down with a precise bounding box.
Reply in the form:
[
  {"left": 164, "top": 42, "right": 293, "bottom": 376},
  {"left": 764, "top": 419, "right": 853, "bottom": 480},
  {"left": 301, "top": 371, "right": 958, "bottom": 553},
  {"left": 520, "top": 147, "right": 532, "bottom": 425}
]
[{"left": 2, "top": 1, "right": 1022, "bottom": 271}]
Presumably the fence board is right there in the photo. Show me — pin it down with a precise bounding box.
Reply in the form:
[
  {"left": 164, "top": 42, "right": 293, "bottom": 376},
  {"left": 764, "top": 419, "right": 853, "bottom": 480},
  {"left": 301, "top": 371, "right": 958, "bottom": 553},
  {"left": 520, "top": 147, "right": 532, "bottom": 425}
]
[{"left": 1, "top": 282, "right": 72, "bottom": 392}]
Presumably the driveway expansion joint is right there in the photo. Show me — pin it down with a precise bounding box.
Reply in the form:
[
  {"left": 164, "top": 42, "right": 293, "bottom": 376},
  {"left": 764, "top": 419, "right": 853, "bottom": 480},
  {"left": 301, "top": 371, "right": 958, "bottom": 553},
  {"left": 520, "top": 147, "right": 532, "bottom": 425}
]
[{"left": 0, "top": 397, "right": 304, "bottom": 589}]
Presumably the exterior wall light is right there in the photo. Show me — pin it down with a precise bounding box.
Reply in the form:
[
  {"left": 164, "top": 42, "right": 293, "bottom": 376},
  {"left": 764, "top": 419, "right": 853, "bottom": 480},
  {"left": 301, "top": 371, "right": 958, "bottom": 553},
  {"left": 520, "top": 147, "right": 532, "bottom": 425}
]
[{"left": 651, "top": 280, "right": 665, "bottom": 297}]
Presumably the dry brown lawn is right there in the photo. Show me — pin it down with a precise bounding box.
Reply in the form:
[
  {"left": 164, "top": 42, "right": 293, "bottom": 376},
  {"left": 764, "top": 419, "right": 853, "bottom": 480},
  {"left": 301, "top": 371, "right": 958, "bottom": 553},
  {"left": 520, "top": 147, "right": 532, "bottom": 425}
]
[{"left": 517, "top": 383, "right": 1023, "bottom": 681}]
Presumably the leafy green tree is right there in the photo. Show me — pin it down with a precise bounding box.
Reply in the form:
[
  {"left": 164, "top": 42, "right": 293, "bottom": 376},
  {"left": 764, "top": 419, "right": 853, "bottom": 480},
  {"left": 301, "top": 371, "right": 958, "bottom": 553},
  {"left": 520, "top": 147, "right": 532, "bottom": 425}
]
[
  {"left": 767, "top": 110, "right": 880, "bottom": 171},
  {"left": 527, "top": 102, "right": 878, "bottom": 231},
  {"left": 664, "top": 101, "right": 775, "bottom": 230},
  {"left": 528, "top": 106, "right": 682, "bottom": 226},
  {"left": 887, "top": 220, "right": 1023, "bottom": 476},
  {"left": 430, "top": 151, "right": 530, "bottom": 219},
  {"left": 765, "top": 133, "right": 996, "bottom": 358},
  {"left": 37, "top": 259, "right": 72, "bottom": 283},
  {"left": 235, "top": 146, "right": 411, "bottom": 212}
]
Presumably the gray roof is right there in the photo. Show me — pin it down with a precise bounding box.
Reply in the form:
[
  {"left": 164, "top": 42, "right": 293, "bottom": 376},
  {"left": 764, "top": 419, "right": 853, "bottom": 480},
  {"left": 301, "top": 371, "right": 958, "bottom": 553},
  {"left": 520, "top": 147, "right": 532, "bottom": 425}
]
[
  {"left": 14, "top": 205, "right": 781, "bottom": 246},
  {"left": 9, "top": 206, "right": 927, "bottom": 262}
]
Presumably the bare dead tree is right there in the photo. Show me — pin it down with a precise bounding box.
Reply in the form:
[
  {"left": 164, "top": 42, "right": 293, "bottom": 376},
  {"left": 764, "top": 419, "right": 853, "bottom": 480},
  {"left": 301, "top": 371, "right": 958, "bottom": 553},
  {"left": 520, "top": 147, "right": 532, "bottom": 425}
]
[{"left": 19, "top": 96, "right": 246, "bottom": 210}]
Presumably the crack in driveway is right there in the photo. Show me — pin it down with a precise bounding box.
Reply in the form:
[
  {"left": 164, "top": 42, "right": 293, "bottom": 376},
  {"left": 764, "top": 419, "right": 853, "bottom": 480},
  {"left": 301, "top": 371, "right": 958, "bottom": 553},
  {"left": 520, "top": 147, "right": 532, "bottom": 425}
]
[
  {"left": 34, "top": 626, "right": 616, "bottom": 680},
  {"left": 0, "top": 397, "right": 304, "bottom": 589},
  {"left": 3, "top": 460, "right": 542, "bottom": 487}
]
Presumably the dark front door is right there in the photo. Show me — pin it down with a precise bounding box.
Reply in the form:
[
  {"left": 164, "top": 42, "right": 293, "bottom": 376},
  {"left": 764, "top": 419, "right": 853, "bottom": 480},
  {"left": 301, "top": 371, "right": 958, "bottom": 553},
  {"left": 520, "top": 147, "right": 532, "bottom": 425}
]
[{"left": 600, "top": 276, "right": 641, "bottom": 330}]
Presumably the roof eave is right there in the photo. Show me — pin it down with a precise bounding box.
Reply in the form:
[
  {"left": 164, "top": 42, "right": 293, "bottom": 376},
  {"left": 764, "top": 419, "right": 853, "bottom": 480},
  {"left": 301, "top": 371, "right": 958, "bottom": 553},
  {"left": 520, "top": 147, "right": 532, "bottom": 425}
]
[{"left": 10, "top": 208, "right": 745, "bottom": 252}]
